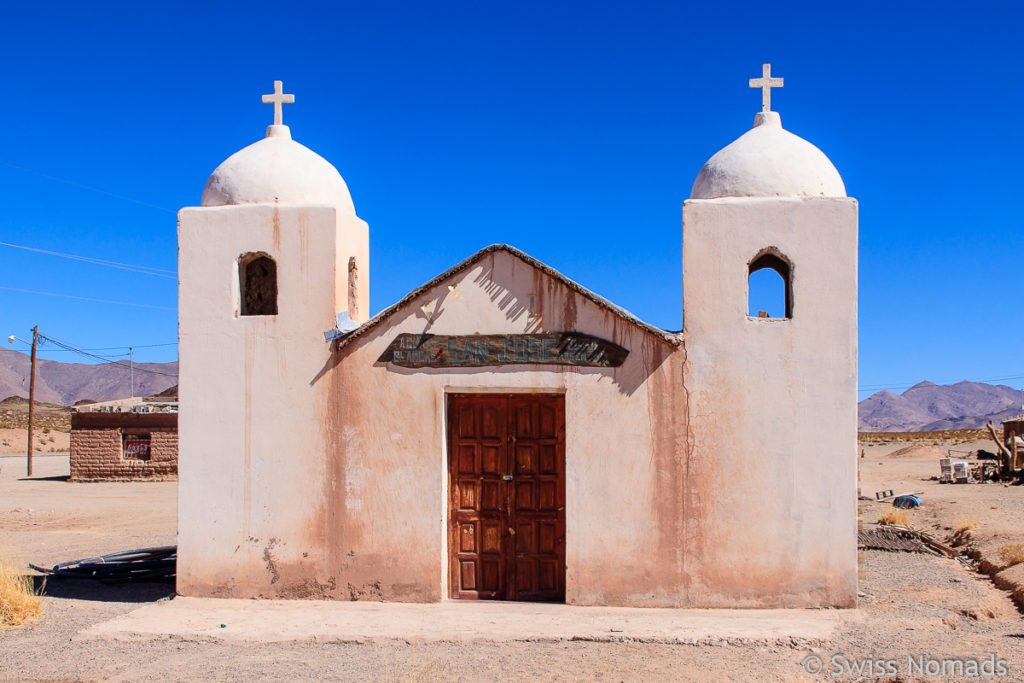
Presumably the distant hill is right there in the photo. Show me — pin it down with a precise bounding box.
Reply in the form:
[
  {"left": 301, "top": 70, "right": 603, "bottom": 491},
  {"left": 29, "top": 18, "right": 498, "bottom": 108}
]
[
  {"left": 4, "top": 344, "right": 1017, "bottom": 432},
  {"left": 0, "top": 395, "right": 71, "bottom": 431},
  {"left": 858, "top": 380, "right": 1024, "bottom": 432},
  {"left": 0, "top": 348, "right": 178, "bottom": 406}
]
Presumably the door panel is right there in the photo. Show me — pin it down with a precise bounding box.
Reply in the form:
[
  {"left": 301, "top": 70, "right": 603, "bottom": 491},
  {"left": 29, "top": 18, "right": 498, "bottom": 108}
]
[
  {"left": 449, "top": 397, "right": 508, "bottom": 599},
  {"left": 448, "top": 394, "right": 565, "bottom": 602},
  {"left": 507, "top": 395, "right": 565, "bottom": 601}
]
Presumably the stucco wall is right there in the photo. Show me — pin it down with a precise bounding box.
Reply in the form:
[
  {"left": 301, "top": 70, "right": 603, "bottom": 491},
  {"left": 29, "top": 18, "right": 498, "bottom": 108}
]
[
  {"left": 177, "top": 200, "right": 856, "bottom": 608},
  {"left": 178, "top": 241, "right": 689, "bottom": 603},
  {"left": 325, "top": 250, "right": 687, "bottom": 605},
  {"left": 681, "top": 197, "right": 858, "bottom": 607},
  {"left": 177, "top": 204, "right": 366, "bottom": 598}
]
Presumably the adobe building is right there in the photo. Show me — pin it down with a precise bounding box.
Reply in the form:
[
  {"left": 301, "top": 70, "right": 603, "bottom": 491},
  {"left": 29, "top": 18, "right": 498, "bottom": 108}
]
[
  {"left": 177, "top": 71, "right": 857, "bottom": 607},
  {"left": 70, "top": 399, "right": 178, "bottom": 481}
]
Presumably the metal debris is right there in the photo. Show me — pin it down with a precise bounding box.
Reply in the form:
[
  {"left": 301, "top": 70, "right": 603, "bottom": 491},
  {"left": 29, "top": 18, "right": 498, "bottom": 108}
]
[{"left": 30, "top": 546, "right": 176, "bottom": 583}]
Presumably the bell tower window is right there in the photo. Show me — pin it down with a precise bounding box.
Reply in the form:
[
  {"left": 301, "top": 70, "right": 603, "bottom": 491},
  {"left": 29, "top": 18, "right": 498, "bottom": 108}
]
[
  {"left": 747, "top": 249, "right": 792, "bottom": 319},
  {"left": 239, "top": 253, "right": 278, "bottom": 316}
]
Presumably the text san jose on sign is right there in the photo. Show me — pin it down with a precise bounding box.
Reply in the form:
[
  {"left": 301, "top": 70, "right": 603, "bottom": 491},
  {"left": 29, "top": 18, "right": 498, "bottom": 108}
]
[{"left": 377, "top": 333, "right": 628, "bottom": 368}]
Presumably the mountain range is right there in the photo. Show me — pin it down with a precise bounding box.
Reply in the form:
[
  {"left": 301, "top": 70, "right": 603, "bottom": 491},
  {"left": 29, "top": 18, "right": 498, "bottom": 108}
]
[
  {"left": 858, "top": 380, "right": 1024, "bottom": 432},
  {"left": 0, "top": 348, "right": 177, "bottom": 405},
  {"left": 0, "top": 349, "right": 1019, "bottom": 431}
]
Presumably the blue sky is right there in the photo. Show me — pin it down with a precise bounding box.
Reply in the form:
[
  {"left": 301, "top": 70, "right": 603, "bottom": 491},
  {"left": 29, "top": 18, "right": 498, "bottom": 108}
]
[{"left": 0, "top": 1, "right": 1021, "bottom": 397}]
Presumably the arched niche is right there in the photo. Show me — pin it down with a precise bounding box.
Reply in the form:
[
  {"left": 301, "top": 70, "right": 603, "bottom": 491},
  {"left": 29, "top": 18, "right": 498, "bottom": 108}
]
[
  {"left": 747, "top": 248, "right": 792, "bottom": 319},
  {"left": 239, "top": 252, "right": 278, "bottom": 316}
]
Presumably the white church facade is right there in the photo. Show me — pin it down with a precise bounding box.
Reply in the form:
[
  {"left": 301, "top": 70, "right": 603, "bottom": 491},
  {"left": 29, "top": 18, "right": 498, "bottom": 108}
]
[{"left": 177, "top": 71, "right": 858, "bottom": 607}]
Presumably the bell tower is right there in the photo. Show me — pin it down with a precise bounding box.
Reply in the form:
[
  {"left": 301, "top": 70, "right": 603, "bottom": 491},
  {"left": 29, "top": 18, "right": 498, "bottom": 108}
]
[
  {"left": 176, "top": 81, "right": 369, "bottom": 597},
  {"left": 681, "top": 66, "right": 858, "bottom": 607}
]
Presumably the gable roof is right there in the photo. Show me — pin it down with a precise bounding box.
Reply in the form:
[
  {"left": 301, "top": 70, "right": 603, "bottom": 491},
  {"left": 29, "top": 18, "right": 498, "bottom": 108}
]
[{"left": 335, "top": 244, "right": 682, "bottom": 349}]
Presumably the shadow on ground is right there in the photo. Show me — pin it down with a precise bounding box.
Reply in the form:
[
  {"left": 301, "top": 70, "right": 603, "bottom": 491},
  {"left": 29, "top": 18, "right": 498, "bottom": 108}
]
[
  {"left": 31, "top": 575, "right": 175, "bottom": 603},
  {"left": 18, "top": 475, "right": 70, "bottom": 482}
]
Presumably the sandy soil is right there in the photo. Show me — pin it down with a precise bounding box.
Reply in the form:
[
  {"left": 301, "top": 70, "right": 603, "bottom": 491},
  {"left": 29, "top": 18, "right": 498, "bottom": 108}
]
[
  {"left": 0, "top": 396, "right": 72, "bottom": 453},
  {"left": 0, "top": 428, "right": 69, "bottom": 455},
  {"left": 859, "top": 439, "right": 1024, "bottom": 567},
  {"left": 0, "top": 453, "right": 1023, "bottom": 681},
  {"left": 0, "top": 454, "right": 175, "bottom": 567}
]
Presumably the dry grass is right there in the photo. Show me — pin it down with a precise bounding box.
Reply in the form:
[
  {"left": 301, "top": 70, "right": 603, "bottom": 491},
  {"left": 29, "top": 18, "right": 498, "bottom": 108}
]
[
  {"left": 949, "top": 519, "right": 978, "bottom": 547},
  {"left": 997, "top": 544, "right": 1024, "bottom": 568},
  {"left": 955, "top": 519, "right": 978, "bottom": 534},
  {"left": 0, "top": 554, "right": 43, "bottom": 627},
  {"left": 877, "top": 508, "right": 910, "bottom": 526}
]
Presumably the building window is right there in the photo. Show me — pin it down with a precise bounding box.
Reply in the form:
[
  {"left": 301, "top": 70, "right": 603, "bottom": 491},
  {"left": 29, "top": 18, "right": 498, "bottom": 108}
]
[
  {"left": 123, "top": 434, "right": 151, "bottom": 460},
  {"left": 748, "top": 249, "right": 792, "bottom": 319},
  {"left": 239, "top": 253, "right": 278, "bottom": 316}
]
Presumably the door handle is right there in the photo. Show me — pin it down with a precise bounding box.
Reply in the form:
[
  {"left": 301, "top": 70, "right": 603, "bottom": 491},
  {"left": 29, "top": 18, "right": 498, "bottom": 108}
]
[{"left": 502, "top": 475, "right": 513, "bottom": 481}]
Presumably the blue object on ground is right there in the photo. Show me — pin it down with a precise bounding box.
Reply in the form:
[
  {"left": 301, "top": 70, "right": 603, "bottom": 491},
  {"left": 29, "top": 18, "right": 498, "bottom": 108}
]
[{"left": 892, "top": 495, "right": 921, "bottom": 509}]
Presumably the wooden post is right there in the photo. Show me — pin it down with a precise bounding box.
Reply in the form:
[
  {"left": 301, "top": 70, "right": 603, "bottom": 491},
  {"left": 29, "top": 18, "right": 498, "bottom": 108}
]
[{"left": 27, "top": 325, "right": 38, "bottom": 477}]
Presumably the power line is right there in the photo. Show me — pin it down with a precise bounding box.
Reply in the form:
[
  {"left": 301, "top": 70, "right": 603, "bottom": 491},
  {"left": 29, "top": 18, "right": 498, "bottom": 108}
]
[
  {"left": 8, "top": 339, "right": 176, "bottom": 355},
  {"left": 36, "top": 349, "right": 132, "bottom": 358},
  {"left": 37, "top": 334, "right": 178, "bottom": 378},
  {"left": 30, "top": 341, "right": 177, "bottom": 353},
  {"left": 0, "top": 285, "right": 175, "bottom": 311},
  {"left": 0, "top": 240, "right": 176, "bottom": 279},
  {"left": 0, "top": 160, "right": 176, "bottom": 214},
  {"left": 858, "top": 374, "right": 1024, "bottom": 394}
]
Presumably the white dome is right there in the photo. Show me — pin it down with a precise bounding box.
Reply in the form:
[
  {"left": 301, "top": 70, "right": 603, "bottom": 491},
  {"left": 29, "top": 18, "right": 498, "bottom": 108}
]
[
  {"left": 690, "top": 112, "right": 846, "bottom": 199},
  {"left": 201, "top": 125, "right": 355, "bottom": 213}
]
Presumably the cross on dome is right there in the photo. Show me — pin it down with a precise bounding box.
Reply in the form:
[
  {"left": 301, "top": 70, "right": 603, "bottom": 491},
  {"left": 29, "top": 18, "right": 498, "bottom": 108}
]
[
  {"left": 749, "top": 64, "right": 783, "bottom": 112},
  {"left": 262, "top": 80, "right": 295, "bottom": 126}
]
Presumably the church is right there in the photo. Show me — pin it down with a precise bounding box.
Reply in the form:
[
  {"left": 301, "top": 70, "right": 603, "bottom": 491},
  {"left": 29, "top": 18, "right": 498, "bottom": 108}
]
[{"left": 176, "top": 68, "right": 857, "bottom": 608}]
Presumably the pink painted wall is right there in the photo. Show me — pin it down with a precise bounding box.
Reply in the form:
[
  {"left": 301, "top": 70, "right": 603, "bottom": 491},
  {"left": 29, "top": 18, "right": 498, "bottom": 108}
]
[
  {"left": 177, "top": 204, "right": 368, "bottom": 598},
  {"left": 177, "top": 206, "right": 856, "bottom": 608},
  {"left": 323, "top": 249, "right": 687, "bottom": 604},
  {"left": 681, "top": 197, "right": 858, "bottom": 607}
]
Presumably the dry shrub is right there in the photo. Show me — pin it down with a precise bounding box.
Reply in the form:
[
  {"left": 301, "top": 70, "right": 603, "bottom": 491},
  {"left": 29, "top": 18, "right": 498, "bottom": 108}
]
[
  {"left": 877, "top": 509, "right": 909, "bottom": 527},
  {"left": 950, "top": 519, "right": 978, "bottom": 547},
  {"left": 955, "top": 519, "right": 978, "bottom": 534},
  {"left": 997, "top": 544, "right": 1024, "bottom": 568},
  {"left": 0, "top": 555, "right": 43, "bottom": 627}
]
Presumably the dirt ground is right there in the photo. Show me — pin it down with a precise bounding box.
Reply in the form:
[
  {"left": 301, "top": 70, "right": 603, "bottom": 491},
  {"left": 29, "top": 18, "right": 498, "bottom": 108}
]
[
  {"left": 0, "top": 397, "right": 72, "bottom": 454},
  {"left": 0, "top": 428, "right": 70, "bottom": 455},
  {"left": 859, "top": 439, "right": 1024, "bottom": 580},
  {"left": 1, "top": 451, "right": 1023, "bottom": 682}
]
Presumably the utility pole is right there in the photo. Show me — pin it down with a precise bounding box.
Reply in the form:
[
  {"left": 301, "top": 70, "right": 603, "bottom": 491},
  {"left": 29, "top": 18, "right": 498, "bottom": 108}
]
[
  {"left": 129, "top": 346, "right": 134, "bottom": 398},
  {"left": 27, "top": 325, "right": 38, "bottom": 477}
]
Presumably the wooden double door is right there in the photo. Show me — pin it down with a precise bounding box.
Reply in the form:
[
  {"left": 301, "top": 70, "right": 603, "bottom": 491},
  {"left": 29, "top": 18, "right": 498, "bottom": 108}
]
[{"left": 448, "top": 394, "right": 566, "bottom": 602}]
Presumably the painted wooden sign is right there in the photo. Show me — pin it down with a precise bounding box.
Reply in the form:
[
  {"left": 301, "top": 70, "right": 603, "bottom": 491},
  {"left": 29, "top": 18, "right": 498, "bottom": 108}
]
[{"left": 378, "top": 333, "right": 628, "bottom": 368}]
